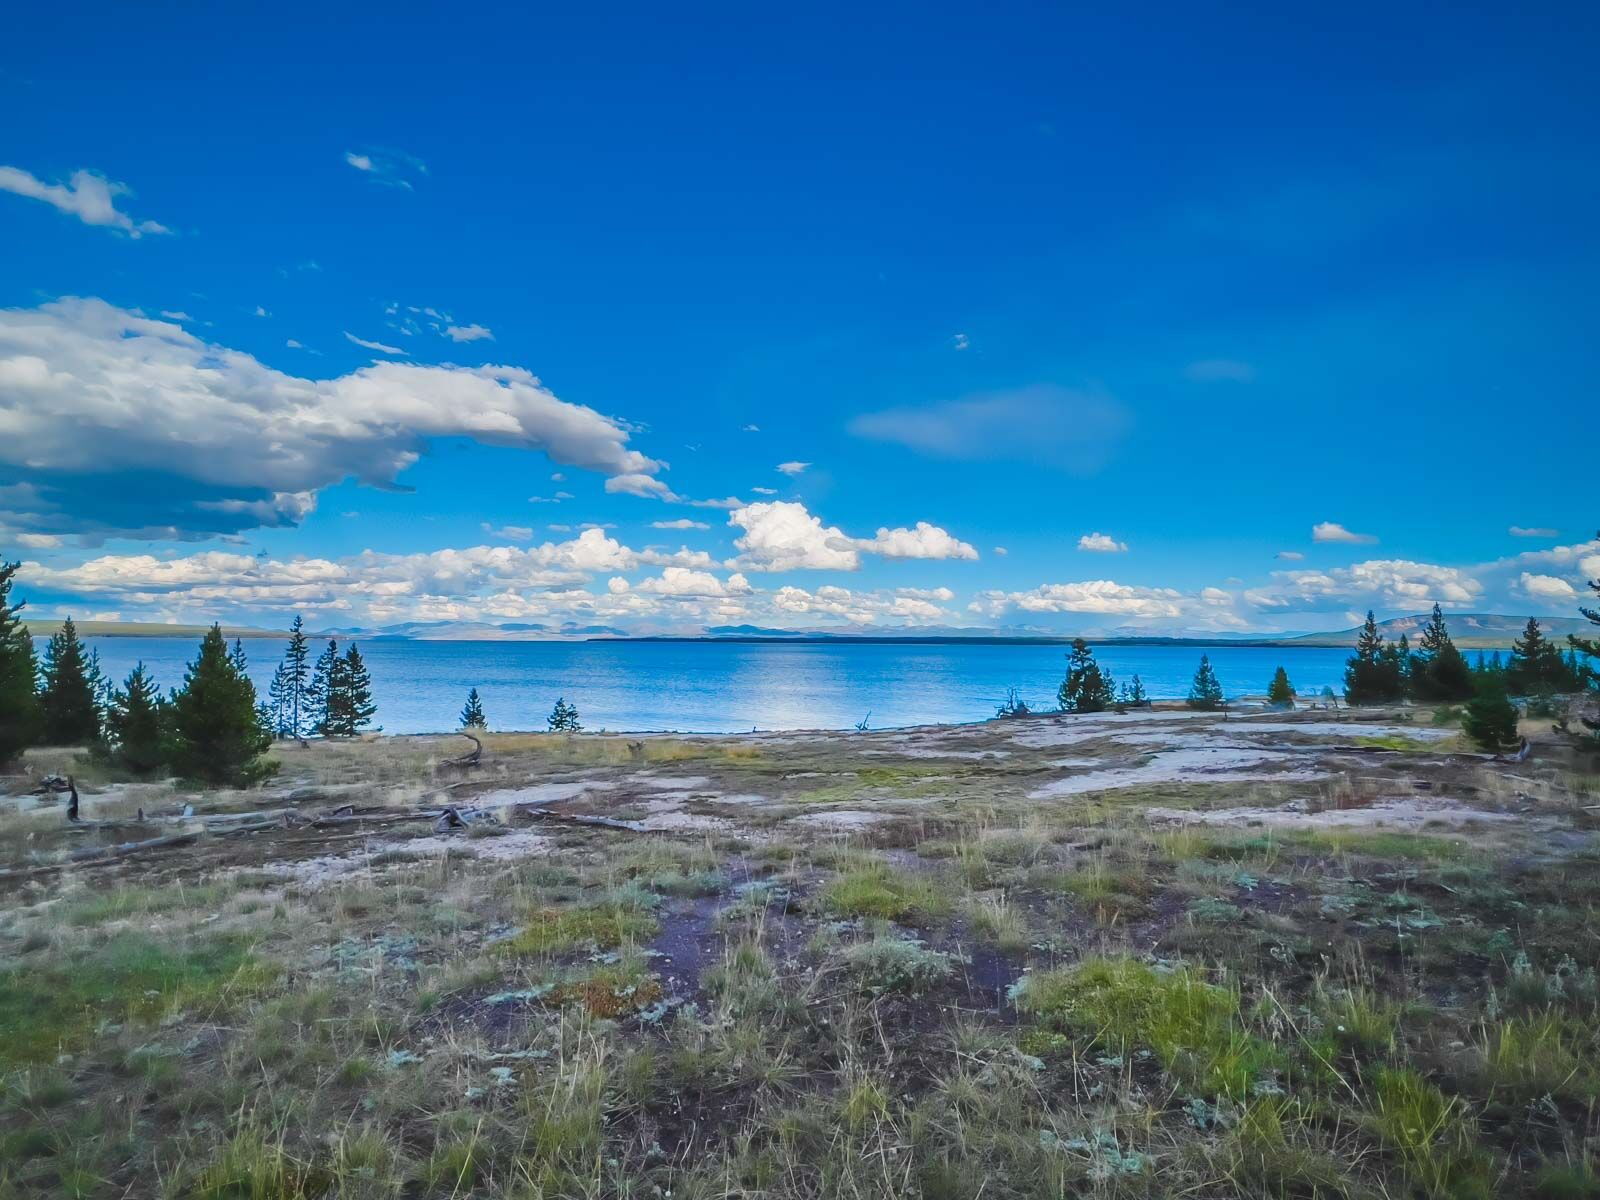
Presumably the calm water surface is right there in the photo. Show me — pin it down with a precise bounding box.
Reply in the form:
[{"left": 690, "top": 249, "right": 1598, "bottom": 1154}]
[{"left": 53, "top": 638, "right": 1381, "bottom": 735}]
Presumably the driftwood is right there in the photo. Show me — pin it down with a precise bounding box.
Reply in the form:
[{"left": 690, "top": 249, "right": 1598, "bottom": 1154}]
[
  {"left": 1493, "top": 738, "right": 1533, "bottom": 764},
  {"left": 440, "top": 732, "right": 484, "bottom": 769},
  {"left": 518, "top": 806, "right": 647, "bottom": 833}
]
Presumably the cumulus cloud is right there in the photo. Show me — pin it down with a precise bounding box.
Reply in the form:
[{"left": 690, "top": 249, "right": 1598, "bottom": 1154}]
[
  {"left": 1312, "top": 521, "right": 1378, "bottom": 544},
  {"left": 0, "top": 165, "right": 170, "bottom": 237},
  {"left": 1245, "top": 559, "right": 1482, "bottom": 609},
  {"left": 776, "top": 461, "right": 811, "bottom": 476},
  {"left": 850, "top": 384, "right": 1129, "bottom": 474},
  {"left": 15, "top": 533, "right": 62, "bottom": 549},
  {"left": 1077, "top": 532, "right": 1128, "bottom": 553},
  {"left": 727, "top": 502, "right": 976, "bottom": 572},
  {"left": 1520, "top": 572, "right": 1578, "bottom": 601},
  {"left": 0, "top": 298, "right": 663, "bottom": 538},
  {"left": 856, "top": 522, "right": 978, "bottom": 561},
  {"left": 445, "top": 323, "right": 494, "bottom": 343},
  {"left": 634, "top": 568, "right": 752, "bottom": 598},
  {"left": 772, "top": 584, "right": 952, "bottom": 624},
  {"left": 1509, "top": 526, "right": 1559, "bottom": 538}
]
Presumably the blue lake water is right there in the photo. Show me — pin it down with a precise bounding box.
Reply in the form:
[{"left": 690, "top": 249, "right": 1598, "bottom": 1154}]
[{"left": 50, "top": 637, "right": 1388, "bottom": 735}]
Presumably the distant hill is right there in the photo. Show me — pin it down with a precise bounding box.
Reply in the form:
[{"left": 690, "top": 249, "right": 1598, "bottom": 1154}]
[
  {"left": 1275, "top": 613, "right": 1585, "bottom": 649},
  {"left": 25, "top": 620, "right": 285, "bottom": 639}
]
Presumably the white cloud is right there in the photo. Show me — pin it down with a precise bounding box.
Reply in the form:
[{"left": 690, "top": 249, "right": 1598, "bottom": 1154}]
[
  {"left": 285, "top": 339, "right": 305, "bottom": 349},
  {"left": 160, "top": 310, "right": 192, "bottom": 322},
  {"left": 897, "top": 586, "right": 955, "bottom": 602},
  {"left": 993, "top": 546, "right": 1008, "bottom": 556},
  {"left": 1509, "top": 526, "right": 1559, "bottom": 538},
  {"left": 1312, "top": 521, "right": 1378, "bottom": 545},
  {"left": 0, "top": 165, "right": 170, "bottom": 237},
  {"left": 343, "top": 148, "right": 426, "bottom": 189},
  {"left": 635, "top": 568, "right": 752, "bottom": 598},
  {"left": 751, "top": 486, "right": 778, "bottom": 495},
  {"left": 253, "top": 306, "right": 270, "bottom": 318},
  {"left": 1077, "top": 532, "right": 1128, "bottom": 553},
  {"left": 1246, "top": 559, "right": 1482, "bottom": 609},
  {"left": 742, "top": 424, "right": 760, "bottom": 432},
  {"left": 772, "top": 584, "right": 951, "bottom": 624},
  {"left": 0, "top": 298, "right": 664, "bottom": 538},
  {"left": 651, "top": 519, "right": 710, "bottom": 531},
  {"left": 857, "top": 522, "right": 978, "bottom": 561},
  {"left": 727, "top": 501, "right": 976, "bottom": 572},
  {"left": 1184, "top": 358, "right": 1256, "bottom": 383},
  {"left": 445, "top": 323, "right": 494, "bottom": 343},
  {"left": 729, "top": 501, "right": 860, "bottom": 572},
  {"left": 15, "top": 533, "right": 62, "bottom": 549},
  {"left": 776, "top": 461, "right": 811, "bottom": 476},
  {"left": 1275, "top": 550, "right": 1304, "bottom": 560},
  {"left": 1520, "top": 572, "right": 1578, "bottom": 602},
  {"left": 344, "top": 332, "right": 408, "bottom": 356},
  {"left": 605, "top": 474, "right": 680, "bottom": 501},
  {"left": 850, "top": 384, "right": 1128, "bottom": 474},
  {"left": 951, "top": 333, "right": 970, "bottom": 351}
]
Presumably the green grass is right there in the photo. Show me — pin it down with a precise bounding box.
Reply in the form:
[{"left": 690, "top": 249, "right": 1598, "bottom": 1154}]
[
  {"left": 1476, "top": 1013, "right": 1600, "bottom": 1103},
  {"left": 495, "top": 900, "right": 658, "bottom": 956},
  {"left": 1370, "top": 1066, "right": 1490, "bottom": 1198},
  {"left": 821, "top": 862, "right": 949, "bottom": 922},
  {"left": 0, "top": 934, "right": 272, "bottom": 1068},
  {"left": 1014, "top": 956, "right": 1278, "bottom": 1100}
]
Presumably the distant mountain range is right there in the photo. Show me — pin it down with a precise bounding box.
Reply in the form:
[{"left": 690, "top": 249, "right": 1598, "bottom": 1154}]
[{"left": 25, "top": 611, "right": 1585, "bottom": 649}]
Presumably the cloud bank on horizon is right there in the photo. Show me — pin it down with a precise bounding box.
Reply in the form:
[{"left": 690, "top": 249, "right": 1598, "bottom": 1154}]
[{"left": 2, "top": 4, "right": 1595, "bottom": 637}]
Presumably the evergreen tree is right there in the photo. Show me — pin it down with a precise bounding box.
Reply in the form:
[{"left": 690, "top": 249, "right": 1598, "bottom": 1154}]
[
  {"left": 1463, "top": 674, "right": 1521, "bottom": 753},
  {"left": 282, "top": 615, "right": 312, "bottom": 739},
  {"left": 339, "top": 645, "right": 377, "bottom": 735},
  {"left": 39, "top": 616, "right": 103, "bottom": 745},
  {"left": 0, "top": 559, "right": 40, "bottom": 764},
  {"left": 460, "top": 687, "right": 487, "bottom": 729},
  {"left": 1186, "top": 654, "right": 1224, "bottom": 710},
  {"left": 1267, "top": 666, "right": 1295, "bottom": 708},
  {"left": 104, "top": 662, "right": 167, "bottom": 776},
  {"left": 1408, "top": 604, "right": 1475, "bottom": 702},
  {"left": 267, "top": 662, "right": 291, "bottom": 738},
  {"left": 1508, "top": 618, "right": 1563, "bottom": 696},
  {"left": 1127, "top": 674, "right": 1147, "bottom": 706},
  {"left": 1344, "top": 611, "right": 1405, "bottom": 705},
  {"left": 1056, "top": 639, "right": 1113, "bottom": 713},
  {"left": 1573, "top": 537, "right": 1600, "bottom": 664},
  {"left": 167, "top": 625, "right": 274, "bottom": 784},
  {"left": 547, "top": 697, "right": 581, "bottom": 732},
  {"left": 309, "top": 639, "right": 340, "bottom": 735}
]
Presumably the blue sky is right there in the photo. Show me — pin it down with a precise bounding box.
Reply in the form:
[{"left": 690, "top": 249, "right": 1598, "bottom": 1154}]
[{"left": 2, "top": 2, "right": 1596, "bottom": 635}]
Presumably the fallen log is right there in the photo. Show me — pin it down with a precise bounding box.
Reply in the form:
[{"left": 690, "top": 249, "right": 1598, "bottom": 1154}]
[{"left": 518, "top": 806, "right": 647, "bottom": 833}]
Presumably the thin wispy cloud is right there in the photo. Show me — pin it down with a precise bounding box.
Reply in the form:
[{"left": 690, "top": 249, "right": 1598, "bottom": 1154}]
[
  {"left": 343, "top": 147, "right": 427, "bottom": 189},
  {"left": 344, "top": 332, "right": 408, "bottom": 356},
  {"left": 445, "top": 323, "right": 494, "bottom": 343},
  {"left": 776, "top": 461, "right": 811, "bottom": 476},
  {"left": 1312, "top": 521, "right": 1378, "bottom": 545},
  {"left": 1509, "top": 525, "right": 1558, "bottom": 538},
  {"left": 0, "top": 165, "right": 170, "bottom": 237}
]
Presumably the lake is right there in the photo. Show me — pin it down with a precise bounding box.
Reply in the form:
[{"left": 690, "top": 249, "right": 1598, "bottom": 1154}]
[{"left": 46, "top": 637, "right": 1394, "bottom": 735}]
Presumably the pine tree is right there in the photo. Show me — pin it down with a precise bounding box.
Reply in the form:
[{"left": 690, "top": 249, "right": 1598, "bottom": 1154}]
[
  {"left": 168, "top": 625, "right": 274, "bottom": 784},
  {"left": 1127, "top": 674, "right": 1147, "bottom": 706},
  {"left": 1056, "top": 639, "right": 1113, "bottom": 713},
  {"left": 1187, "top": 654, "right": 1224, "bottom": 710},
  {"left": 1344, "top": 611, "right": 1404, "bottom": 705},
  {"left": 267, "top": 662, "right": 291, "bottom": 738},
  {"left": 339, "top": 645, "right": 376, "bottom": 735},
  {"left": 105, "top": 662, "right": 167, "bottom": 776},
  {"left": 1573, "top": 536, "right": 1600, "bottom": 664},
  {"left": 1463, "top": 674, "right": 1521, "bottom": 753},
  {"left": 39, "top": 616, "right": 103, "bottom": 745},
  {"left": 1409, "top": 604, "right": 1475, "bottom": 702},
  {"left": 1267, "top": 666, "right": 1295, "bottom": 708},
  {"left": 282, "top": 615, "right": 312, "bottom": 739},
  {"left": 309, "top": 639, "right": 340, "bottom": 736},
  {"left": 1508, "top": 618, "right": 1562, "bottom": 696},
  {"left": 0, "top": 559, "right": 40, "bottom": 764},
  {"left": 460, "top": 687, "right": 487, "bottom": 729},
  {"left": 547, "top": 697, "right": 581, "bottom": 732}
]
